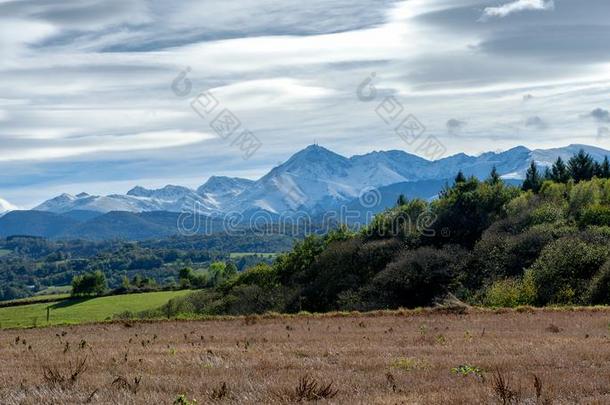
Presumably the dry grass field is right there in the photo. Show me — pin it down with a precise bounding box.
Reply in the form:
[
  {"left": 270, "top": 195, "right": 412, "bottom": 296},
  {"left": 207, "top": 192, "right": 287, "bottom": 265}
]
[{"left": 1, "top": 308, "right": 610, "bottom": 404}]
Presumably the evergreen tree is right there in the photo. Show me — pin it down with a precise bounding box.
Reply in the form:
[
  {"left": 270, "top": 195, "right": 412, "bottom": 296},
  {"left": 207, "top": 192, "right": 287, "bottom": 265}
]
[
  {"left": 568, "top": 149, "right": 595, "bottom": 182},
  {"left": 542, "top": 167, "right": 551, "bottom": 180},
  {"left": 600, "top": 156, "right": 610, "bottom": 178},
  {"left": 454, "top": 171, "right": 466, "bottom": 184},
  {"left": 550, "top": 157, "right": 570, "bottom": 183},
  {"left": 396, "top": 194, "right": 407, "bottom": 206},
  {"left": 594, "top": 161, "right": 603, "bottom": 178},
  {"left": 522, "top": 161, "right": 542, "bottom": 192},
  {"left": 487, "top": 166, "right": 501, "bottom": 184}
]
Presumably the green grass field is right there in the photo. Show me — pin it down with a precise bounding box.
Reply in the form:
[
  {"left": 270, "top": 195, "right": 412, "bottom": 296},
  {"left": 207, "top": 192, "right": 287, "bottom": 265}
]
[
  {"left": 0, "top": 290, "right": 193, "bottom": 329},
  {"left": 0, "top": 249, "right": 11, "bottom": 257}
]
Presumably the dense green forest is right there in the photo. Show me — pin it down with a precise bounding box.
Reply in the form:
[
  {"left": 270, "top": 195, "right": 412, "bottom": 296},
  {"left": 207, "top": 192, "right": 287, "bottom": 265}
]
[
  {"left": 152, "top": 150, "right": 610, "bottom": 317},
  {"left": 0, "top": 234, "right": 292, "bottom": 301}
]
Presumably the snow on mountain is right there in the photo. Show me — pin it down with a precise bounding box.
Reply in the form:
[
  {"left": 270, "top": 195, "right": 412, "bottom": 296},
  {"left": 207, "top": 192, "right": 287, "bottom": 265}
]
[
  {"left": 127, "top": 185, "right": 193, "bottom": 200},
  {"left": 0, "top": 198, "right": 17, "bottom": 215},
  {"left": 531, "top": 144, "right": 610, "bottom": 169},
  {"left": 35, "top": 193, "right": 145, "bottom": 213},
  {"left": 225, "top": 144, "right": 530, "bottom": 214},
  {"left": 349, "top": 150, "right": 431, "bottom": 184},
  {"left": 197, "top": 176, "right": 254, "bottom": 209},
  {"left": 227, "top": 145, "right": 359, "bottom": 213},
  {"left": 32, "top": 144, "right": 610, "bottom": 216}
]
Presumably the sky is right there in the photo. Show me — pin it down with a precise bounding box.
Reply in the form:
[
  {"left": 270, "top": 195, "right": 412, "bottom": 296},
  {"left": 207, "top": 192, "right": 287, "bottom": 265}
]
[{"left": 1, "top": 0, "right": 610, "bottom": 207}]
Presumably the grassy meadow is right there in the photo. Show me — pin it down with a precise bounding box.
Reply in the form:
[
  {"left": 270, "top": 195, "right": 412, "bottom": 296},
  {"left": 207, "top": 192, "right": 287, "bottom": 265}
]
[
  {"left": 0, "top": 290, "right": 192, "bottom": 329},
  {"left": 1, "top": 308, "right": 609, "bottom": 404}
]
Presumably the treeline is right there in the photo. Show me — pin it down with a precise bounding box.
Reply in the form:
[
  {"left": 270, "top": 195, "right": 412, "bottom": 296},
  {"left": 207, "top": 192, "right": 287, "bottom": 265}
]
[
  {"left": 0, "top": 235, "right": 284, "bottom": 301},
  {"left": 155, "top": 150, "right": 610, "bottom": 316},
  {"left": 522, "top": 149, "right": 610, "bottom": 192}
]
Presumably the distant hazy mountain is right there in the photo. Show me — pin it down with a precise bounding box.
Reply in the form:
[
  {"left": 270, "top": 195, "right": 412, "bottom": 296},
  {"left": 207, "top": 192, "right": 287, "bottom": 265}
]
[
  {"left": 0, "top": 210, "right": 79, "bottom": 238},
  {"left": 9, "top": 143, "right": 609, "bottom": 240}
]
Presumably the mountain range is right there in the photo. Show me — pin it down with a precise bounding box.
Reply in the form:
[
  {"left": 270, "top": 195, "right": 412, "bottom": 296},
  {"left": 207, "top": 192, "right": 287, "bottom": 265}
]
[{"left": 1, "top": 143, "right": 609, "bottom": 240}]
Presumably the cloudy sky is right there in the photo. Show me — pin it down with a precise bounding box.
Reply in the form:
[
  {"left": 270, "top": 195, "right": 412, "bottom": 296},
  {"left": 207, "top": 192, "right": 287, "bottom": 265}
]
[{"left": 1, "top": 0, "right": 610, "bottom": 207}]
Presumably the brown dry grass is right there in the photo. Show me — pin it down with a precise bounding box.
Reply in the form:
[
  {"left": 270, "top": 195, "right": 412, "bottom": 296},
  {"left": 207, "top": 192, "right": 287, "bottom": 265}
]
[{"left": 1, "top": 308, "right": 610, "bottom": 404}]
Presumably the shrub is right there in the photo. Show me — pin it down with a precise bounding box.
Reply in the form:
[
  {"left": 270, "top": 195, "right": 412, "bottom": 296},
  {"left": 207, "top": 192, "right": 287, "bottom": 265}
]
[
  {"left": 587, "top": 260, "right": 610, "bottom": 304},
  {"left": 483, "top": 271, "right": 537, "bottom": 308},
  {"left": 528, "top": 203, "right": 565, "bottom": 226},
  {"left": 529, "top": 237, "right": 610, "bottom": 305},
  {"left": 579, "top": 205, "right": 610, "bottom": 227},
  {"left": 362, "top": 246, "right": 465, "bottom": 309},
  {"left": 71, "top": 271, "right": 107, "bottom": 296},
  {"left": 568, "top": 180, "right": 600, "bottom": 218},
  {"left": 484, "top": 279, "right": 522, "bottom": 308},
  {"left": 432, "top": 179, "right": 520, "bottom": 248},
  {"left": 466, "top": 225, "right": 558, "bottom": 292},
  {"left": 365, "top": 199, "right": 430, "bottom": 243},
  {"left": 302, "top": 238, "right": 402, "bottom": 312}
]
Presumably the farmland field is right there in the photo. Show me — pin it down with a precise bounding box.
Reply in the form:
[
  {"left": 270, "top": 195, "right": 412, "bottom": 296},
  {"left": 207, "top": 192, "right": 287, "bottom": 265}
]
[
  {"left": 1, "top": 308, "right": 609, "bottom": 404},
  {"left": 0, "top": 290, "right": 192, "bottom": 329}
]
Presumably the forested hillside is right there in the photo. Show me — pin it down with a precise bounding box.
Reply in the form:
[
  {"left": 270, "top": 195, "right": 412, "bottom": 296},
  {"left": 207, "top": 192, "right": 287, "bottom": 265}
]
[
  {"left": 0, "top": 234, "right": 292, "bottom": 301},
  {"left": 158, "top": 150, "right": 610, "bottom": 317}
]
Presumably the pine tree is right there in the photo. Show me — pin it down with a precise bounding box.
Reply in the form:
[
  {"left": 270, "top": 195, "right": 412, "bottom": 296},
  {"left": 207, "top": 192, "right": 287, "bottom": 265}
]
[
  {"left": 568, "top": 149, "right": 595, "bottom": 182},
  {"left": 454, "top": 171, "right": 466, "bottom": 184},
  {"left": 594, "top": 161, "right": 603, "bottom": 178},
  {"left": 522, "top": 161, "right": 542, "bottom": 192},
  {"left": 396, "top": 194, "right": 407, "bottom": 206},
  {"left": 543, "top": 167, "right": 552, "bottom": 181},
  {"left": 487, "top": 166, "right": 501, "bottom": 184},
  {"left": 550, "top": 157, "right": 570, "bottom": 183},
  {"left": 601, "top": 156, "right": 610, "bottom": 178}
]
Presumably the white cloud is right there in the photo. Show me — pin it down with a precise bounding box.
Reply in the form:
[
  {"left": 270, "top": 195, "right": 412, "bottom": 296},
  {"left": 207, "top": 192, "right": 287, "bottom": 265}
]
[
  {"left": 0, "top": 131, "right": 213, "bottom": 161},
  {"left": 2, "top": 0, "right": 610, "bottom": 206},
  {"left": 481, "top": 0, "right": 554, "bottom": 20}
]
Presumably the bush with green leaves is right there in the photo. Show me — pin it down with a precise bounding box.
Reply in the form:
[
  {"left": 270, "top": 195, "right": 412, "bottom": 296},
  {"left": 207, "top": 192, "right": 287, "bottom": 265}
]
[
  {"left": 587, "top": 260, "right": 610, "bottom": 304},
  {"left": 431, "top": 178, "right": 520, "bottom": 248},
  {"left": 466, "top": 224, "right": 559, "bottom": 293},
  {"left": 528, "top": 203, "right": 566, "bottom": 226},
  {"left": 483, "top": 271, "right": 536, "bottom": 307},
  {"left": 71, "top": 270, "right": 107, "bottom": 296},
  {"left": 297, "top": 238, "right": 402, "bottom": 312},
  {"left": 579, "top": 205, "right": 610, "bottom": 227},
  {"left": 568, "top": 179, "right": 602, "bottom": 219},
  {"left": 529, "top": 237, "right": 610, "bottom": 305},
  {"left": 361, "top": 245, "right": 465, "bottom": 309},
  {"left": 365, "top": 198, "right": 430, "bottom": 244}
]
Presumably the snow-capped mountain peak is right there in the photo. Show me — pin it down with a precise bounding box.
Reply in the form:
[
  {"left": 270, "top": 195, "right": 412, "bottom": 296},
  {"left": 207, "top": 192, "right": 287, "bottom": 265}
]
[
  {"left": 196, "top": 176, "right": 253, "bottom": 197},
  {"left": 30, "top": 144, "right": 610, "bottom": 216},
  {"left": 127, "top": 185, "right": 194, "bottom": 201}
]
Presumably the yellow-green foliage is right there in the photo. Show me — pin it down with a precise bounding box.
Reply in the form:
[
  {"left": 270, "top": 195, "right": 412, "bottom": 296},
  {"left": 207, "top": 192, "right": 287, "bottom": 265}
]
[
  {"left": 506, "top": 191, "right": 534, "bottom": 217},
  {"left": 569, "top": 179, "right": 602, "bottom": 217},
  {"left": 539, "top": 181, "right": 569, "bottom": 203},
  {"left": 484, "top": 271, "right": 537, "bottom": 308},
  {"left": 529, "top": 203, "right": 566, "bottom": 225},
  {"left": 520, "top": 270, "right": 537, "bottom": 304}
]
